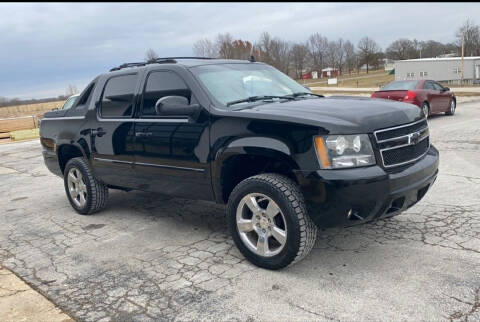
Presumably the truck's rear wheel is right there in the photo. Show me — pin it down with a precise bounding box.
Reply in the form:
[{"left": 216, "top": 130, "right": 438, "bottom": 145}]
[
  {"left": 227, "top": 173, "right": 317, "bottom": 270},
  {"left": 64, "top": 157, "right": 108, "bottom": 215}
]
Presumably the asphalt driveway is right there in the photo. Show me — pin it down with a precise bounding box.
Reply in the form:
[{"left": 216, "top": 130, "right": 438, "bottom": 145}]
[{"left": 1, "top": 101, "right": 479, "bottom": 321}]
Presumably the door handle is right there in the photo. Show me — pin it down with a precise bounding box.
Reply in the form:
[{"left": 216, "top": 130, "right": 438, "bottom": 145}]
[
  {"left": 135, "top": 132, "right": 153, "bottom": 137},
  {"left": 91, "top": 128, "right": 106, "bottom": 137}
]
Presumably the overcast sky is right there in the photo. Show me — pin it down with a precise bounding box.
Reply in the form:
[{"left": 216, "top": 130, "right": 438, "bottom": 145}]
[{"left": 1, "top": 2, "right": 479, "bottom": 99}]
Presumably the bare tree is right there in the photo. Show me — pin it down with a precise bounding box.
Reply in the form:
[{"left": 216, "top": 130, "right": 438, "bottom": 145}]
[
  {"left": 343, "top": 40, "right": 356, "bottom": 74},
  {"left": 308, "top": 33, "right": 328, "bottom": 71},
  {"left": 335, "top": 38, "right": 345, "bottom": 74},
  {"left": 386, "top": 39, "right": 418, "bottom": 60},
  {"left": 66, "top": 84, "right": 78, "bottom": 97},
  {"left": 145, "top": 48, "right": 159, "bottom": 63},
  {"left": 256, "top": 32, "right": 291, "bottom": 74},
  {"left": 257, "top": 32, "right": 274, "bottom": 65},
  {"left": 456, "top": 19, "right": 480, "bottom": 56},
  {"left": 193, "top": 38, "right": 218, "bottom": 58},
  {"left": 290, "top": 43, "right": 309, "bottom": 79},
  {"left": 357, "top": 37, "right": 381, "bottom": 73},
  {"left": 216, "top": 33, "right": 235, "bottom": 59}
]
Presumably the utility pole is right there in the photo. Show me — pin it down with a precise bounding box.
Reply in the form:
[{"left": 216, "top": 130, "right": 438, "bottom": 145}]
[{"left": 461, "top": 32, "right": 465, "bottom": 86}]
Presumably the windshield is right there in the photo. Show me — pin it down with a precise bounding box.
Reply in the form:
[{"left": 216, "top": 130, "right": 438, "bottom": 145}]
[
  {"left": 381, "top": 81, "right": 419, "bottom": 91},
  {"left": 62, "top": 95, "right": 78, "bottom": 110},
  {"left": 190, "top": 63, "right": 311, "bottom": 107}
]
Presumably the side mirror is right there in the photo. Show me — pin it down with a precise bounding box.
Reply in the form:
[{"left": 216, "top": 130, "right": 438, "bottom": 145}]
[
  {"left": 443, "top": 87, "right": 450, "bottom": 92},
  {"left": 52, "top": 107, "right": 59, "bottom": 111},
  {"left": 155, "top": 96, "right": 201, "bottom": 119}
]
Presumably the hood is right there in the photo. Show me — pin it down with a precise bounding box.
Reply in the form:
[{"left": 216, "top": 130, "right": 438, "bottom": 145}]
[{"left": 233, "top": 96, "right": 423, "bottom": 134}]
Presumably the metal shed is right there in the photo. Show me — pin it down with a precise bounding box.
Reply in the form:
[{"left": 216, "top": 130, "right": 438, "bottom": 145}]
[{"left": 394, "top": 57, "right": 480, "bottom": 85}]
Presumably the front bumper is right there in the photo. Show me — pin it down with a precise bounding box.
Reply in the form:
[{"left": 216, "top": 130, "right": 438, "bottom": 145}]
[{"left": 294, "top": 145, "right": 439, "bottom": 228}]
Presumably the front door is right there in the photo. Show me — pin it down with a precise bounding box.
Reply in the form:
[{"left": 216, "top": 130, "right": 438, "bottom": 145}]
[
  {"left": 90, "top": 73, "right": 139, "bottom": 188},
  {"left": 132, "top": 70, "right": 213, "bottom": 200}
]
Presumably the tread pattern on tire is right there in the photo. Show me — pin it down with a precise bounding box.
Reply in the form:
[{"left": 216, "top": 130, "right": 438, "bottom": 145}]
[
  {"left": 229, "top": 173, "right": 317, "bottom": 267},
  {"left": 65, "top": 157, "right": 108, "bottom": 215}
]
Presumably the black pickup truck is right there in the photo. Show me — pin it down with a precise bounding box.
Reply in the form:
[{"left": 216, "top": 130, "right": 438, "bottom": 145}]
[{"left": 40, "top": 58, "right": 439, "bottom": 269}]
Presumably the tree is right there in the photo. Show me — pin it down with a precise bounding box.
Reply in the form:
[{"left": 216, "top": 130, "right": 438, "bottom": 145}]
[
  {"left": 231, "top": 39, "right": 253, "bottom": 60},
  {"left": 290, "top": 43, "right": 309, "bottom": 79},
  {"left": 456, "top": 19, "right": 480, "bottom": 56},
  {"left": 386, "top": 38, "right": 418, "bottom": 60},
  {"left": 343, "top": 40, "right": 356, "bottom": 74},
  {"left": 357, "top": 37, "right": 381, "bottom": 73},
  {"left": 193, "top": 38, "right": 218, "bottom": 58},
  {"left": 216, "top": 33, "right": 235, "bottom": 59},
  {"left": 256, "top": 32, "right": 291, "bottom": 75},
  {"left": 145, "top": 48, "right": 159, "bottom": 63},
  {"left": 307, "top": 33, "right": 328, "bottom": 71},
  {"left": 66, "top": 84, "right": 78, "bottom": 97}
]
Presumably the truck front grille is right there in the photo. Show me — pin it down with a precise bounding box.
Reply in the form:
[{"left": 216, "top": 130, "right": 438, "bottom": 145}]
[{"left": 374, "top": 119, "right": 430, "bottom": 168}]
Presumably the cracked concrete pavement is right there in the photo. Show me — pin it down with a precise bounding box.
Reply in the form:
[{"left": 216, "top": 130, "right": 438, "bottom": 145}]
[{"left": 0, "top": 101, "right": 479, "bottom": 321}]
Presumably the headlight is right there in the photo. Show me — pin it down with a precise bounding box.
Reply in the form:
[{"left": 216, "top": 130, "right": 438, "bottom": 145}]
[{"left": 314, "top": 134, "right": 376, "bottom": 169}]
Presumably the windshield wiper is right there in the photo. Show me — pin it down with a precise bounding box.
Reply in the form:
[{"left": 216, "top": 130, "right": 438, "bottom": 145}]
[
  {"left": 226, "top": 95, "right": 294, "bottom": 107},
  {"left": 288, "top": 92, "right": 324, "bottom": 98}
]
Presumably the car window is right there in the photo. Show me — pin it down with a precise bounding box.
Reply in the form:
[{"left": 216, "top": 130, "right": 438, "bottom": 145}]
[
  {"left": 190, "top": 63, "right": 309, "bottom": 107},
  {"left": 432, "top": 82, "right": 444, "bottom": 91},
  {"left": 76, "top": 82, "right": 96, "bottom": 108},
  {"left": 381, "top": 81, "right": 418, "bottom": 90},
  {"left": 141, "top": 71, "right": 193, "bottom": 117},
  {"left": 100, "top": 74, "right": 138, "bottom": 118},
  {"left": 62, "top": 96, "right": 78, "bottom": 110},
  {"left": 423, "top": 81, "right": 435, "bottom": 90}
]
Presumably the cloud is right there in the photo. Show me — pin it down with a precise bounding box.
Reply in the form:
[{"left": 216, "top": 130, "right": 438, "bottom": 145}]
[{"left": 0, "top": 3, "right": 478, "bottom": 99}]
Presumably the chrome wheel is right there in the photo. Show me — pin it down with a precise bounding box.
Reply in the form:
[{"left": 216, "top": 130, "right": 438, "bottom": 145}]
[
  {"left": 236, "top": 193, "right": 287, "bottom": 257},
  {"left": 67, "top": 167, "right": 87, "bottom": 208},
  {"left": 422, "top": 103, "right": 429, "bottom": 118}
]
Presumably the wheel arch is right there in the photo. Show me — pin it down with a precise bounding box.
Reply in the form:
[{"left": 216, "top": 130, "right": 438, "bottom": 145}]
[
  {"left": 212, "top": 137, "right": 301, "bottom": 203},
  {"left": 57, "top": 140, "right": 90, "bottom": 174}
]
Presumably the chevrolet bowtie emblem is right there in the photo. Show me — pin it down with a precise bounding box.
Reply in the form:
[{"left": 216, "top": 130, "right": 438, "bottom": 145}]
[{"left": 408, "top": 132, "right": 421, "bottom": 145}]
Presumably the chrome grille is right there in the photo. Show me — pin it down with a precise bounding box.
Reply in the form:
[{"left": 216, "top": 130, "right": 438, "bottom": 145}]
[{"left": 374, "top": 119, "right": 430, "bottom": 168}]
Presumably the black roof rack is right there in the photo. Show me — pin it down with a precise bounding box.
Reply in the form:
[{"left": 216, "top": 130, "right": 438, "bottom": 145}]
[
  {"left": 109, "top": 57, "right": 214, "bottom": 72},
  {"left": 155, "top": 57, "right": 214, "bottom": 60}
]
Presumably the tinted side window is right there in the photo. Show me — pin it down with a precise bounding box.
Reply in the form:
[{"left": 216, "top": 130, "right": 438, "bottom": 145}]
[
  {"left": 141, "top": 71, "right": 192, "bottom": 116},
  {"left": 433, "top": 82, "right": 443, "bottom": 91},
  {"left": 101, "top": 74, "right": 138, "bottom": 118},
  {"left": 424, "top": 81, "right": 434, "bottom": 90}
]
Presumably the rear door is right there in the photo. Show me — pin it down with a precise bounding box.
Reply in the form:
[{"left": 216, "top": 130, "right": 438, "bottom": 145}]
[
  {"left": 423, "top": 81, "right": 440, "bottom": 111},
  {"left": 90, "top": 73, "right": 139, "bottom": 188},
  {"left": 131, "top": 70, "right": 213, "bottom": 200}
]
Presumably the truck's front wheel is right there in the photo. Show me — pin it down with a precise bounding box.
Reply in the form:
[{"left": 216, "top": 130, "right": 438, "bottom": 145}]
[
  {"left": 64, "top": 157, "right": 108, "bottom": 215},
  {"left": 227, "top": 173, "right": 317, "bottom": 270}
]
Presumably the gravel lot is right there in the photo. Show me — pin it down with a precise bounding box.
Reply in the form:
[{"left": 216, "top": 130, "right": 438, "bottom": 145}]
[{"left": 1, "top": 101, "right": 479, "bottom": 321}]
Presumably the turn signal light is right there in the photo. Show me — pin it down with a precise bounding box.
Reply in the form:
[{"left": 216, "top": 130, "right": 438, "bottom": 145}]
[{"left": 314, "top": 137, "right": 331, "bottom": 168}]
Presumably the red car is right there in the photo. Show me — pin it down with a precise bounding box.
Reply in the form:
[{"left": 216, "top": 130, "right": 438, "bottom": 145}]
[{"left": 371, "top": 80, "right": 456, "bottom": 117}]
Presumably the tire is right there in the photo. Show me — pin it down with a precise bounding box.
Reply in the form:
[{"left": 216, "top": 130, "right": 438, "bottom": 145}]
[
  {"left": 422, "top": 102, "right": 430, "bottom": 118},
  {"left": 446, "top": 99, "right": 456, "bottom": 115},
  {"left": 226, "top": 173, "right": 317, "bottom": 270},
  {"left": 64, "top": 157, "right": 108, "bottom": 215}
]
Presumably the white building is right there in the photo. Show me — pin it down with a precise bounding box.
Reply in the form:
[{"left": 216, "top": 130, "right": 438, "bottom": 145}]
[{"left": 394, "top": 57, "right": 480, "bottom": 84}]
